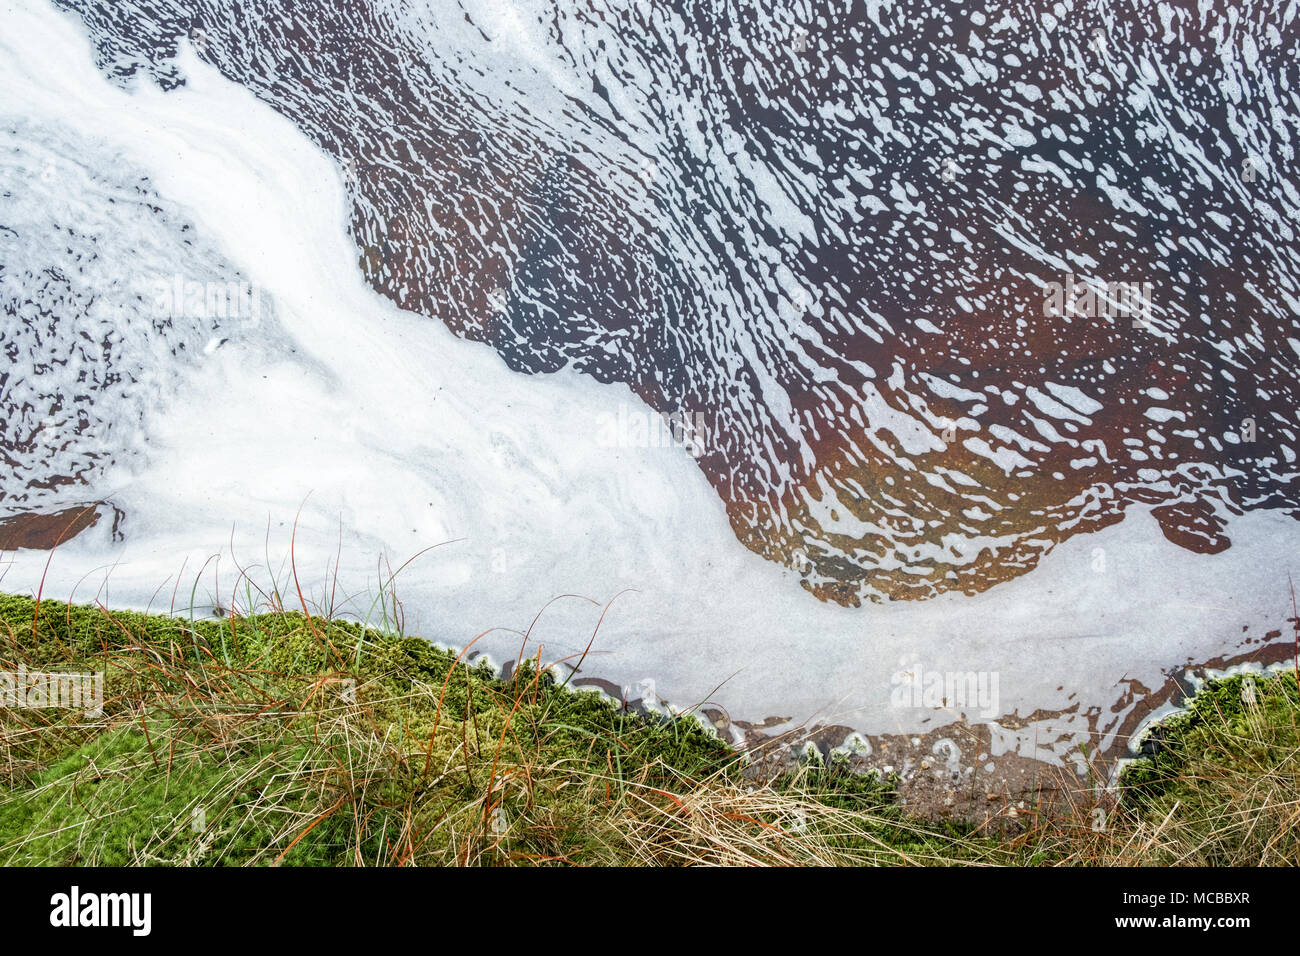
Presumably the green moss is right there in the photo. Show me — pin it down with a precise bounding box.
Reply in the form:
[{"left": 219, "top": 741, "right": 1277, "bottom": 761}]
[
  {"left": 0, "top": 721, "right": 349, "bottom": 866},
  {"left": 8, "top": 593, "right": 1296, "bottom": 865},
  {"left": 1112, "top": 670, "right": 1300, "bottom": 866},
  {"left": 1120, "top": 671, "right": 1299, "bottom": 801},
  {"left": 0, "top": 594, "right": 759, "bottom": 865}
]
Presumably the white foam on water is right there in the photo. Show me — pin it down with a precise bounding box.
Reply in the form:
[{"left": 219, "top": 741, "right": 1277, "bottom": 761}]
[{"left": 2, "top": 0, "right": 1298, "bottom": 768}]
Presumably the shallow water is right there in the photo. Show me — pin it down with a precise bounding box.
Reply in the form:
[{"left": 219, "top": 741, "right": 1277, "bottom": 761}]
[{"left": 2, "top": 0, "right": 1299, "bottom": 775}]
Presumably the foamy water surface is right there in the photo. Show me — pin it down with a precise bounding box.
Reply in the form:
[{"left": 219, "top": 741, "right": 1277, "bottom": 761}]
[{"left": 3, "top": 0, "right": 1299, "bottom": 775}]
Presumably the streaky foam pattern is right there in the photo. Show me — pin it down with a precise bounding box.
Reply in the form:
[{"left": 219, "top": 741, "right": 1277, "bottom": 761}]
[{"left": 1, "top": 117, "right": 276, "bottom": 519}]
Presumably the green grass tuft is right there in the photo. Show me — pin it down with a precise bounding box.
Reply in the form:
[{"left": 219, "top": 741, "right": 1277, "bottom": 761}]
[{"left": 1, "top": 592, "right": 1295, "bottom": 866}]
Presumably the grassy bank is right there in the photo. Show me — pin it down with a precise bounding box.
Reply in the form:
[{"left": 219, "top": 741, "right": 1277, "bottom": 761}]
[
  {"left": 1110, "top": 669, "right": 1300, "bottom": 865},
  {"left": 0, "top": 593, "right": 1295, "bottom": 865}
]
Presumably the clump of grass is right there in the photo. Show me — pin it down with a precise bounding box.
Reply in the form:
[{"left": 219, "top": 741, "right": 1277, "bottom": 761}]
[
  {"left": 1018, "top": 671, "right": 1300, "bottom": 866},
  {"left": 3, "top": 591, "right": 1295, "bottom": 866},
  {"left": 0, "top": 593, "right": 1013, "bottom": 866},
  {"left": 1114, "top": 671, "right": 1299, "bottom": 865}
]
